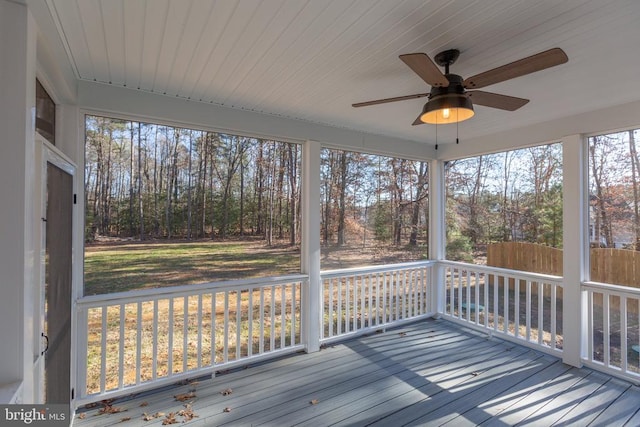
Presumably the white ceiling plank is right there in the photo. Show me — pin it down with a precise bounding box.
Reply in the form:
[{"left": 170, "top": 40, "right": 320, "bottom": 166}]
[
  {"left": 241, "top": 0, "right": 357, "bottom": 110},
  {"left": 49, "top": 0, "right": 97, "bottom": 80},
  {"left": 161, "top": 0, "right": 216, "bottom": 98},
  {"left": 138, "top": 0, "right": 169, "bottom": 92},
  {"left": 99, "top": 0, "right": 125, "bottom": 85},
  {"left": 228, "top": 0, "right": 333, "bottom": 108},
  {"left": 122, "top": 0, "right": 146, "bottom": 90},
  {"left": 179, "top": 0, "right": 239, "bottom": 100},
  {"left": 74, "top": 0, "right": 110, "bottom": 83},
  {"left": 204, "top": 0, "right": 286, "bottom": 104},
  {"left": 151, "top": 0, "right": 193, "bottom": 94}
]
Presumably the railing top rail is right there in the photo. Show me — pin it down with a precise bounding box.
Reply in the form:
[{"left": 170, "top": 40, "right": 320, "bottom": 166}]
[
  {"left": 320, "top": 260, "right": 435, "bottom": 278},
  {"left": 439, "top": 260, "right": 563, "bottom": 283},
  {"left": 582, "top": 280, "right": 640, "bottom": 297},
  {"left": 77, "top": 273, "right": 309, "bottom": 308}
]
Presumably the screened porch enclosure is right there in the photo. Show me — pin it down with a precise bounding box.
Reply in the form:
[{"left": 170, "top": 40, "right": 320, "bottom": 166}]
[{"left": 6, "top": 1, "right": 640, "bottom": 422}]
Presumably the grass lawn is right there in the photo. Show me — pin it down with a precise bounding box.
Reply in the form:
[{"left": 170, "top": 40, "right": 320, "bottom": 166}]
[{"left": 84, "top": 239, "right": 301, "bottom": 295}]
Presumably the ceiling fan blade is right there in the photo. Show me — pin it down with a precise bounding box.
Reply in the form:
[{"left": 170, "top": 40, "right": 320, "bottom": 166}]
[
  {"left": 412, "top": 114, "right": 425, "bottom": 126},
  {"left": 463, "top": 48, "right": 568, "bottom": 89},
  {"left": 399, "top": 53, "right": 450, "bottom": 87},
  {"left": 468, "top": 90, "right": 529, "bottom": 111},
  {"left": 352, "top": 93, "right": 429, "bottom": 108}
]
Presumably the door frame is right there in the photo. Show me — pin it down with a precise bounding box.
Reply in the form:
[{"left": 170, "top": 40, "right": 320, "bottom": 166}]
[{"left": 33, "top": 136, "right": 77, "bottom": 406}]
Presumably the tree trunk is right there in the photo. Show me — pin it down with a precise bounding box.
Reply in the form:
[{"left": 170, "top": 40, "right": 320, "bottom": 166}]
[{"left": 337, "top": 151, "right": 348, "bottom": 246}]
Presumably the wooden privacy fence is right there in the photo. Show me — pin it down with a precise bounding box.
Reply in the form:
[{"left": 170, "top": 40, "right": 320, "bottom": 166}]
[
  {"left": 487, "top": 242, "right": 563, "bottom": 276},
  {"left": 488, "top": 242, "right": 640, "bottom": 288}
]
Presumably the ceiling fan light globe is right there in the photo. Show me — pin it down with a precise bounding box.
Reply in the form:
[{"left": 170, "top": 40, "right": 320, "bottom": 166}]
[{"left": 420, "top": 94, "right": 474, "bottom": 124}]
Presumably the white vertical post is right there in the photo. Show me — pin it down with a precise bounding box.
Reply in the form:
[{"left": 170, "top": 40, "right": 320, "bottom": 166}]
[
  {"left": 429, "top": 159, "right": 446, "bottom": 316},
  {"left": 562, "top": 134, "right": 588, "bottom": 367},
  {"left": 302, "top": 140, "right": 321, "bottom": 353},
  {"left": 0, "top": 0, "right": 37, "bottom": 402}
]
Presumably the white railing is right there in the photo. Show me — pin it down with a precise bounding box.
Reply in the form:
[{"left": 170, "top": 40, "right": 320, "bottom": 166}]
[
  {"left": 320, "top": 261, "right": 435, "bottom": 344},
  {"left": 440, "top": 261, "right": 564, "bottom": 355},
  {"left": 75, "top": 275, "right": 305, "bottom": 405},
  {"left": 583, "top": 281, "right": 640, "bottom": 383}
]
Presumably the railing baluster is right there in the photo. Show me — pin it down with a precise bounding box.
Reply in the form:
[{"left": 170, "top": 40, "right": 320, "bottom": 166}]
[
  {"left": 474, "top": 271, "right": 480, "bottom": 325},
  {"left": 604, "top": 292, "right": 610, "bottom": 367},
  {"left": 223, "top": 292, "right": 229, "bottom": 363},
  {"left": 236, "top": 291, "right": 242, "bottom": 359},
  {"left": 537, "top": 282, "right": 544, "bottom": 346},
  {"left": 136, "top": 302, "right": 142, "bottom": 384},
  {"left": 483, "top": 272, "right": 489, "bottom": 329},
  {"left": 551, "top": 285, "right": 557, "bottom": 350},
  {"left": 465, "top": 270, "right": 471, "bottom": 323},
  {"left": 374, "top": 273, "right": 380, "bottom": 325},
  {"left": 383, "top": 272, "right": 388, "bottom": 323},
  {"left": 259, "top": 288, "right": 264, "bottom": 354},
  {"left": 514, "top": 278, "right": 520, "bottom": 338},
  {"left": 621, "top": 296, "right": 628, "bottom": 372},
  {"left": 197, "top": 294, "right": 203, "bottom": 369},
  {"left": 328, "top": 278, "right": 334, "bottom": 337},
  {"left": 270, "top": 285, "right": 275, "bottom": 351},
  {"left": 118, "top": 304, "right": 125, "bottom": 389},
  {"left": 292, "top": 282, "right": 297, "bottom": 345},
  {"left": 587, "top": 290, "right": 594, "bottom": 362},
  {"left": 525, "top": 280, "right": 531, "bottom": 342},
  {"left": 448, "top": 267, "right": 454, "bottom": 316},
  {"left": 353, "top": 275, "right": 359, "bottom": 330},
  {"left": 183, "top": 296, "right": 189, "bottom": 373},
  {"left": 168, "top": 298, "right": 174, "bottom": 376},
  {"left": 281, "top": 284, "right": 286, "bottom": 348},
  {"left": 368, "top": 273, "right": 373, "bottom": 327},
  {"left": 504, "top": 276, "right": 509, "bottom": 334},
  {"left": 100, "top": 307, "right": 107, "bottom": 393},
  {"left": 457, "top": 269, "right": 462, "bottom": 319},
  {"left": 337, "top": 278, "right": 343, "bottom": 335},
  {"left": 211, "top": 292, "right": 216, "bottom": 366},
  {"left": 152, "top": 300, "right": 158, "bottom": 380},
  {"left": 493, "top": 274, "right": 499, "bottom": 332},
  {"left": 248, "top": 289, "right": 254, "bottom": 357}
]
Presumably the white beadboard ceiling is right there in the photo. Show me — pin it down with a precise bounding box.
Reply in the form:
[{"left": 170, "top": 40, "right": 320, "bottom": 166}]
[{"left": 34, "top": 0, "right": 640, "bottom": 144}]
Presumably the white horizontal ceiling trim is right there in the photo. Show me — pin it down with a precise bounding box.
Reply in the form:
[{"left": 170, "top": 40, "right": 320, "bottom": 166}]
[
  {"left": 437, "top": 98, "right": 640, "bottom": 160},
  {"left": 77, "top": 80, "right": 434, "bottom": 161}
]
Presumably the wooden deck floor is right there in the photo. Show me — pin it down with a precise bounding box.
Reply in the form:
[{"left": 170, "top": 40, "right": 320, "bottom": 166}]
[{"left": 74, "top": 319, "right": 640, "bottom": 426}]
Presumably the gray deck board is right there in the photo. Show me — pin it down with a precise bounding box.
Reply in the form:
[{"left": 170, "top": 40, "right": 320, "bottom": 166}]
[{"left": 73, "top": 319, "right": 640, "bottom": 427}]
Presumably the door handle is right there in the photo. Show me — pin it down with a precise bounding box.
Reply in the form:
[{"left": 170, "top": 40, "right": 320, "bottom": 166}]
[{"left": 41, "top": 332, "right": 49, "bottom": 356}]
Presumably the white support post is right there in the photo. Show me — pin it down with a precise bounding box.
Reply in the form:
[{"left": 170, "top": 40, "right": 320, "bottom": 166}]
[
  {"left": 301, "top": 140, "right": 321, "bottom": 353},
  {"left": 0, "top": 0, "right": 37, "bottom": 402},
  {"left": 562, "top": 134, "right": 588, "bottom": 367},
  {"left": 429, "top": 159, "right": 446, "bottom": 316}
]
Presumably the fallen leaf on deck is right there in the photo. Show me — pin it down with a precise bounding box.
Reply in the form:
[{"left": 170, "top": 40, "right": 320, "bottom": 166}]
[
  {"left": 77, "top": 413, "right": 86, "bottom": 420},
  {"left": 161, "top": 412, "right": 178, "bottom": 425},
  {"left": 223, "top": 407, "right": 232, "bottom": 413},
  {"left": 310, "top": 399, "right": 319, "bottom": 405},
  {"left": 98, "top": 404, "right": 125, "bottom": 415},
  {"left": 221, "top": 388, "right": 233, "bottom": 396},
  {"left": 471, "top": 372, "right": 480, "bottom": 376},
  {"left": 399, "top": 332, "right": 407, "bottom": 337},
  {"left": 139, "top": 401, "right": 149, "bottom": 407},
  {"left": 119, "top": 417, "right": 131, "bottom": 422},
  {"left": 178, "top": 403, "right": 199, "bottom": 421},
  {"left": 142, "top": 412, "right": 163, "bottom": 421},
  {"left": 174, "top": 391, "right": 196, "bottom": 402},
  {"left": 188, "top": 380, "right": 199, "bottom": 386}
]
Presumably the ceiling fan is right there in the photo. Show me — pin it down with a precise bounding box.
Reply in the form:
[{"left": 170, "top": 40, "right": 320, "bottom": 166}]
[{"left": 352, "top": 48, "right": 568, "bottom": 125}]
